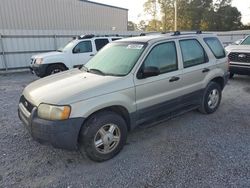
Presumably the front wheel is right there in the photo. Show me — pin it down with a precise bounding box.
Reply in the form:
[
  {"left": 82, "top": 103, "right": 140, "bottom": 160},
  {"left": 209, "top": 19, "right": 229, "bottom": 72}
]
[
  {"left": 46, "top": 64, "right": 66, "bottom": 76},
  {"left": 79, "top": 111, "right": 128, "bottom": 162},
  {"left": 198, "top": 82, "right": 222, "bottom": 114}
]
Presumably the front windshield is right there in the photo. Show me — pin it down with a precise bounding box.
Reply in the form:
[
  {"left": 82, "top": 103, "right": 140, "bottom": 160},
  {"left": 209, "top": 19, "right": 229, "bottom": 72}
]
[
  {"left": 84, "top": 42, "right": 146, "bottom": 76},
  {"left": 241, "top": 36, "right": 250, "bottom": 45},
  {"left": 57, "top": 40, "right": 76, "bottom": 52}
]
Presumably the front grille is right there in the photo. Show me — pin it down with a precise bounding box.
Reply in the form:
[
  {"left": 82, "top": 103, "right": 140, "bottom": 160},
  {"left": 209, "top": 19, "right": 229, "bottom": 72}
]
[
  {"left": 20, "top": 96, "right": 35, "bottom": 113},
  {"left": 228, "top": 52, "right": 250, "bottom": 63}
]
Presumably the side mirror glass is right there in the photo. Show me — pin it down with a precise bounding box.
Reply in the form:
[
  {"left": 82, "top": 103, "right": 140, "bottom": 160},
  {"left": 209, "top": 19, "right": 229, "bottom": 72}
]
[{"left": 139, "top": 66, "right": 160, "bottom": 79}]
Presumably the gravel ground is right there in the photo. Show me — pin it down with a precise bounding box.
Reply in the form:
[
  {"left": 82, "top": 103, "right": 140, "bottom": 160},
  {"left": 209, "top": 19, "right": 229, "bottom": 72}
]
[{"left": 0, "top": 72, "right": 250, "bottom": 188}]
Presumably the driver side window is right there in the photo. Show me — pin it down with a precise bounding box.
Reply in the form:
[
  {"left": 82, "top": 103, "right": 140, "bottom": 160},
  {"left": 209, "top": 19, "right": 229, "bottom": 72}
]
[
  {"left": 73, "top": 41, "right": 92, "bottom": 53},
  {"left": 144, "top": 41, "right": 178, "bottom": 74}
]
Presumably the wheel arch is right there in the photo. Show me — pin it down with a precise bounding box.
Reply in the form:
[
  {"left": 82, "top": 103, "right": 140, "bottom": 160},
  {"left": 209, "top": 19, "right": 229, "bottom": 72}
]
[
  {"left": 210, "top": 76, "right": 225, "bottom": 90},
  {"left": 82, "top": 105, "right": 132, "bottom": 132},
  {"left": 47, "top": 62, "right": 69, "bottom": 70}
]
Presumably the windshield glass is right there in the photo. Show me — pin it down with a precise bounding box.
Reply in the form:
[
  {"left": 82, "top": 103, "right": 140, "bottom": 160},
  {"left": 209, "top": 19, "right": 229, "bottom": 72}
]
[
  {"left": 57, "top": 40, "right": 76, "bottom": 52},
  {"left": 241, "top": 36, "right": 250, "bottom": 45},
  {"left": 84, "top": 42, "right": 146, "bottom": 76}
]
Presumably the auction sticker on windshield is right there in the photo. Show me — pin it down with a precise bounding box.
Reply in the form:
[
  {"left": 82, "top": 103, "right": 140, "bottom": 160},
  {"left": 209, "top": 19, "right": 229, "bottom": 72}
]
[{"left": 126, "top": 44, "right": 144, "bottom": 50}]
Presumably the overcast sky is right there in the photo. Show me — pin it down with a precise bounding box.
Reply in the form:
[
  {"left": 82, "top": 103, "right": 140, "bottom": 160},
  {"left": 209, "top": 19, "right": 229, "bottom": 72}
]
[{"left": 91, "top": 0, "right": 250, "bottom": 25}]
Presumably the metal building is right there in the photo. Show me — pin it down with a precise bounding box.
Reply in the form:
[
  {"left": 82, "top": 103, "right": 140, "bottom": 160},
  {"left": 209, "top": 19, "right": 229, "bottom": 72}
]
[
  {"left": 0, "top": 0, "right": 129, "bottom": 70},
  {"left": 0, "top": 0, "right": 128, "bottom": 31}
]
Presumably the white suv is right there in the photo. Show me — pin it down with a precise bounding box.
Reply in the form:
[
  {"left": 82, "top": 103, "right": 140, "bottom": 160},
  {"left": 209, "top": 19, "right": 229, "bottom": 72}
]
[
  {"left": 30, "top": 35, "right": 122, "bottom": 77},
  {"left": 19, "top": 31, "right": 228, "bottom": 161}
]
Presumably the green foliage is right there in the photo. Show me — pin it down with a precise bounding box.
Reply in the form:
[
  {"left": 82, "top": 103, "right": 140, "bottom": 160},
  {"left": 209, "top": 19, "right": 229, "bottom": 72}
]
[
  {"left": 142, "top": 0, "right": 244, "bottom": 31},
  {"left": 127, "top": 21, "right": 136, "bottom": 31}
]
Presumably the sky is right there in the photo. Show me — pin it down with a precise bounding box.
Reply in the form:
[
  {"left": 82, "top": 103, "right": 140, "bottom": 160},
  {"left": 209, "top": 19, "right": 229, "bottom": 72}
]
[{"left": 91, "top": 0, "right": 250, "bottom": 25}]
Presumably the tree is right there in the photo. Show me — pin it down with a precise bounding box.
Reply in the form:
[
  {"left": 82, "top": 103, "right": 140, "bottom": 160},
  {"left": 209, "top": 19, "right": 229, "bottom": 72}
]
[
  {"left": 142, "top": 0, "right": 243, "bottom": 31},
  {"left": 137, "top": 20, "right": 147, "bottom": 31},
  {"left": 143, "top": 0, "right": 159, "bottom": 30},
  {"left": 127, "top": 21, "right": 136, "bottom": 31}
]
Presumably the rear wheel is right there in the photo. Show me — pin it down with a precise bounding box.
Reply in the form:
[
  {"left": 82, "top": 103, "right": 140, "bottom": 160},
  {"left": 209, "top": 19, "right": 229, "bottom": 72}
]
[
  {"left": 198, "top": 82, "right": 222, "bottom": 114},
  {"left": 79, "top": 111, "right": 128, "bottom": 162},
  {"left": 46, "top": 64, "right": 66, "bottom": 76}
]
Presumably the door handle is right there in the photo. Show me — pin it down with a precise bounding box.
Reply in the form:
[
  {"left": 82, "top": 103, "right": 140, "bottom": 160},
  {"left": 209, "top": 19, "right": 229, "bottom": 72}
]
[
  {"left": 202, "top": 68, "right": 210, "bottom": 73},
  {"left": 169, "top": 76, "right": 180, "bottom": 82},
  {"left": 90, "top": 54, "right": 95, "bottom": 57}
]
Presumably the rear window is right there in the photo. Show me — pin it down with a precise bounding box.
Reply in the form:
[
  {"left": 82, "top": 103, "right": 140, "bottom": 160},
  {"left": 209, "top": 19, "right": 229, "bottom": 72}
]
[{"left": 204, "top": 37, "right": 226, "bottom": 59}]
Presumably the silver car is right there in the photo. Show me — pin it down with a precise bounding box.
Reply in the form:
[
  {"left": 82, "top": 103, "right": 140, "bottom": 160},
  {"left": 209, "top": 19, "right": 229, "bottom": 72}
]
[{"left": 18, "top": 31, "right": 229, "bottom": 161}]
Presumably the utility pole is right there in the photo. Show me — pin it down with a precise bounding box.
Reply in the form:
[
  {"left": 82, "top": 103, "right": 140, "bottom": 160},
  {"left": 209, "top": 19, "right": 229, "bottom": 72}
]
[{"left": 174, "top": 0, "right": 178, "bottom": 31}]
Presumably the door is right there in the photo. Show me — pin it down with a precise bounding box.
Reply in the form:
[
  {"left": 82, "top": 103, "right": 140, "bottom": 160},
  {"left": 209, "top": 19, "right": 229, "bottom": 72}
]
[
  {"left": 177, "top": 38, "right": 213, "bottom": 106},
  {"left": 72, "top": 40, "right": 94, "bottom": 66},
  {"left": 134, "top": 41, "right": 183, "bottom": 123}
]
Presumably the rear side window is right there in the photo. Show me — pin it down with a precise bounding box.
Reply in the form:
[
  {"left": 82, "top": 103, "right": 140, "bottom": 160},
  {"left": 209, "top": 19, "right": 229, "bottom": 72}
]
[
  {"left": 204, "top": 37, "right": 226, "bottom": 59},
  {"left": 144, "top": 41, "right": 178, "bottom": 74},
  {"left": 112, "top": 38, "right": 122, "bottom": 41},
  {"left": 95, "top": 39, "right": 109, "bottom": 51},
  {"left": 180, "top": 39, "right": 208, "bottom": 68}
]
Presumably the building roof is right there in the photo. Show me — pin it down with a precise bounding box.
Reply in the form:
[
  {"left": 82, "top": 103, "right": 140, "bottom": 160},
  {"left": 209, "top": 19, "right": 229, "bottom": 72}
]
[{"left": 80, "top": 0, "right": 128, "bottom": 11}]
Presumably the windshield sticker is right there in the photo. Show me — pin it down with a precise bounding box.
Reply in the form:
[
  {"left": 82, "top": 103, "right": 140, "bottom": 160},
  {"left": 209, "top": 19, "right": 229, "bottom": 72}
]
[{"left": 126, "top": 44, "right": 144, "bottom": 50}]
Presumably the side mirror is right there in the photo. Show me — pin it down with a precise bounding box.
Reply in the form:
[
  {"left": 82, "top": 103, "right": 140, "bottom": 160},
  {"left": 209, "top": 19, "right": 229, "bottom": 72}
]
[{"left": 139, "top": 66, "right": 160, "bottom": 79}]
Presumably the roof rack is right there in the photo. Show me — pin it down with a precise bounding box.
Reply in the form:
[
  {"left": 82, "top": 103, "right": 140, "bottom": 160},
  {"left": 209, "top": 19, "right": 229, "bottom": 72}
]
[
  {"left": 140, "top": 32, "right": 171, "bottom": 36},
  {"left": 172, "top": 30, "right": 203, "bottom": 36},
  {"left": 77, "top": 34, "right": 122, "bottom": 40}
]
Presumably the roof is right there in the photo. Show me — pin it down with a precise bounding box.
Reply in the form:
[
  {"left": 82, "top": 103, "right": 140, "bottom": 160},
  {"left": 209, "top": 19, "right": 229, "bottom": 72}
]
[
  {"left": 118, "top": 32, "right": 217, "bottom": 43},
  {"left": 80, "top": 0, "right": 128, "bottom": 11}
]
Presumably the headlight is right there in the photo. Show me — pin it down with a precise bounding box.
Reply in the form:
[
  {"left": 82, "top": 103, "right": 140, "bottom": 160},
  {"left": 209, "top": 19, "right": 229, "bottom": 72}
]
[
  {"left": 35, "top": 58, "right": 43, "bottom": 64},
  {"left": 37, "top": 104, "right": 71, "bottom": 121}
]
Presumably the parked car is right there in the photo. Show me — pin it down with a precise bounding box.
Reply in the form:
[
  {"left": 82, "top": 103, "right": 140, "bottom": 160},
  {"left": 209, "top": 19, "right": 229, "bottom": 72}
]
[
  {"left": 233, "top": 38, "right": 244, "bottom": 45},
  {"left": 19, "top": 31, "right": 228, "bottom": 162},
  {"left": 225, "top": 35, "right": 250, "bottom": 78},
  {"left": 30, "top": 35, "right": 122, "bottom": 77}
]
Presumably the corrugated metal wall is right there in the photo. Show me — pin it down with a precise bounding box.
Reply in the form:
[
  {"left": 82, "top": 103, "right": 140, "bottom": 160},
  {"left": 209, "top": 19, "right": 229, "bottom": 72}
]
[
  {"left": 0, "top": 0, "right": 128, "bottom": 31},
  {"left": 0, "top": 29, "right": 140, "bottom": 70},
  {"left": 0, "top": 30, "right": 249, "bottom": 70},
  {"left": 0, "top": 0, "right": 130, "bottom": 70}
]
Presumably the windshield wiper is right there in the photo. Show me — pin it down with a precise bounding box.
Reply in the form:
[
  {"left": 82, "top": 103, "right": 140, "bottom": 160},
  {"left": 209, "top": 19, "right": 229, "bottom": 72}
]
[
  {"left": 81, "top": 65, "right": 89, "bottom": 72},
  {"left": 89, "top": 68, "right": 106, "bottom": 76}
]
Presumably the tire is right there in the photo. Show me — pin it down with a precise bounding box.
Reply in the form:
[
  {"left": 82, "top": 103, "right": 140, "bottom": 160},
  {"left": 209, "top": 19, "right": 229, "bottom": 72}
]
[
  {"left": 198, "top": 82, "right": 222, "bottom": 114},
  {"left": 46, "top": 64, "right": 66, "bottom": 76},
  {"left": 79, "top": 111, "right": 128, "bottom": 162},
  {"left": 229, "top": 72, "right": 234, "bottom": 79}
]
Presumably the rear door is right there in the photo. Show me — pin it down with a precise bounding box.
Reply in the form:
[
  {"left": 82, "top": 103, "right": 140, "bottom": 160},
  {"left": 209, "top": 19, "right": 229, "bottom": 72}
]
[{"left": 177, "top": 38, "right": 213, "bottom": 105}]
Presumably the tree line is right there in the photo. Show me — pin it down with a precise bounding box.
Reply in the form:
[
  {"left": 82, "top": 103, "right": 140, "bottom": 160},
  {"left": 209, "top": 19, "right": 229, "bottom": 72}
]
[{"left": 128, "top": 0, "right": 250, "bottom": 31}]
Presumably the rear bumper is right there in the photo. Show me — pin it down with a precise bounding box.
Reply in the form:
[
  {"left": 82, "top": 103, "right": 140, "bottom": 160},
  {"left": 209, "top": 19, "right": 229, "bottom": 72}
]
[
  {"left": 18, "top": 103, "right": 84, "bottom": 150},
  {"left": 30, "top": 64, "right": 48, "bottom": 77},
  {"left": 229, "top": 63, "right": 250, "bottom": 75}
]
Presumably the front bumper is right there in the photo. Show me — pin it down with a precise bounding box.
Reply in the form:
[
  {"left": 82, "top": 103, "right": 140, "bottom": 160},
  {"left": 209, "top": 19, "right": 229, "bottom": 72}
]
[
  {"left": 30, "top": 63, "right": 48, "bottom": 77},
  {"left": 18, "top": 102, "right": 84, "bottom": 150},
  {"left": 229, "top": 63, "right": 250, "bottom": 75}
]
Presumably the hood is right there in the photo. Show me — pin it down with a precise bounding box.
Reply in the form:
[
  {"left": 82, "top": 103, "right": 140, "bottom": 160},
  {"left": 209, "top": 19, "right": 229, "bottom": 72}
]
[
  {"left": 31, "top": 51, "right": 63, "bottom": 59},
  {"left": 23, "top": 69, "right": 131, "bottom": 106},
  {"left": 225, "top": 45, "right": 250, "bottom": 53}
]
